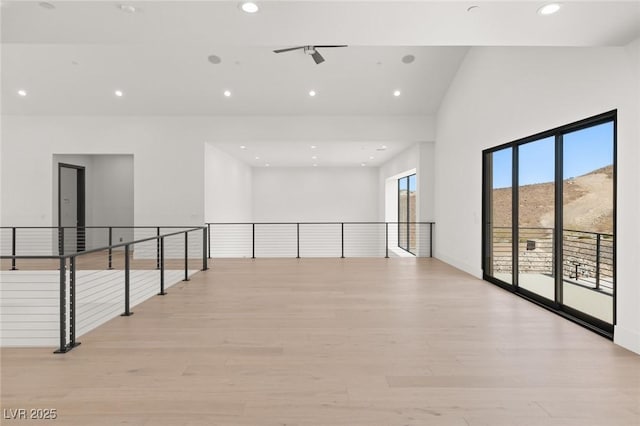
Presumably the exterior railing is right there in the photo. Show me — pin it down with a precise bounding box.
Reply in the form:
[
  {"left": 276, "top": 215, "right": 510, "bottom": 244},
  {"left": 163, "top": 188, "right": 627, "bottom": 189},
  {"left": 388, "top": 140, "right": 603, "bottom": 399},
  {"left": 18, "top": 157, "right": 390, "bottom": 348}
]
[
  {"left": 0, "top": 226, "right": 207, "bottom": 353},
  {"left": 490, "top": 226, "right": 614, "bottom": 293},
  {"left": 205, "top": 222, "right": 435, "bottom": 259}
]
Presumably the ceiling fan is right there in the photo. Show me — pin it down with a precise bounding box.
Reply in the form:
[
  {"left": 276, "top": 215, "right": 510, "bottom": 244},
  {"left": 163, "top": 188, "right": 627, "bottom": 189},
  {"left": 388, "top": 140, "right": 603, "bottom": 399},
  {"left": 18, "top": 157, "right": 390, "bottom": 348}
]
[{"left": 273, "top": 45, "right": 347, "bottom": 64}]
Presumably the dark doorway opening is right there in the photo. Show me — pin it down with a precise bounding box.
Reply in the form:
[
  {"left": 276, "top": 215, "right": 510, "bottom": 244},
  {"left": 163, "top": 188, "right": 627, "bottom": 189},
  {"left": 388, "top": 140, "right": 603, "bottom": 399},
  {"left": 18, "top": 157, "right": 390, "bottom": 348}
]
[{"left": 58, "top": 163, "right": 86, "bottom": 253}]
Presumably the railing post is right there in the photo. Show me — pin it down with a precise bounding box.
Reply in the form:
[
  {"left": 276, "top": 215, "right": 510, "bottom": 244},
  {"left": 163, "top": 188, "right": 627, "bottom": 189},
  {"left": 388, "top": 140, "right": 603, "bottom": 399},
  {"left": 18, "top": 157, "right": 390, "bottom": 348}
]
[
  {"left": 429, "top": 223, "right": 434, "bottom": 258},
  {"left": 121, "top": 244, "right": 133, "bottom": 316},
  {"left": 108, "top": 227, "right": 113, "bottom": 270},
  {"left": 341, "top": 223, "right": 345, "bottom": 259},
  {"left": 59, "top": 227, "right": 65, "bottom": 256},
  {"left": 54, "top": 258, "right": 68, "bottom": 353},
  {"left": 183, "top": 232, "right": 190, "bottom": 281},
  {"left": 202, "top": 227, "right": 208, "bottom": 271},
  {"left": 158, "top": 237, "right": 166, "bottom": 295},
  {"left": 595, "top": 233, "right": 601, "bottom": 290},
  {"left": 252, "top": 223, "right": 255, "bottom": 259},
  {"left": 207, "top": 223, "right": 211, "bottom": 259},
  {"left": 156, "top": 227, "right": 161, "bottom": 270},
  {"left": 385, "top": 222, "right": 389, "bottom": 258},
  {"left": 11, "top": 227, "right": 17, "bottom": 270},
  {"left": 296, "top": 223, "right": 300, "bottom": 259},
  {"left": 68, "top": 256, "right": 80, "bottom": 349}
]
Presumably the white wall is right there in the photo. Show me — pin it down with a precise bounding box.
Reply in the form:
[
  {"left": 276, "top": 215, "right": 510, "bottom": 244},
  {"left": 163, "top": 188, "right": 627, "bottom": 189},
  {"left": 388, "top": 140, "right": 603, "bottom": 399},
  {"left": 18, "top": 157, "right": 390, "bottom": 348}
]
[
  {"left": 1, "top": 115, "right": 431, "bottom": 228},
  {"left": 91, "top": 155, "right": 134, "bottom": 244},
  {"left": 378, "top": 142, "right": 435, "bottom": 223},
  {"left": 204, "top": 143, "right": 252, "bottom": 223},
  {"left": 378, "top": 142, "right": 436, "bottom": 257},
  {"left": 418, "top": 142, "right": 435, "bottom": 221},
  {"left": 434, "top": 45, "right": 640, "bottom": 353},
  {"left": 51, "top": 154, "right": 134, "bottom": 249},
  {"left": 379, "top": 144, "right": 419, "bottom": 222},
  {"left": 249, "top": 167, "right": 381, "bottom": 258},
  {"left": 252, "top": 167, "right": 378, "bottom": 222}
]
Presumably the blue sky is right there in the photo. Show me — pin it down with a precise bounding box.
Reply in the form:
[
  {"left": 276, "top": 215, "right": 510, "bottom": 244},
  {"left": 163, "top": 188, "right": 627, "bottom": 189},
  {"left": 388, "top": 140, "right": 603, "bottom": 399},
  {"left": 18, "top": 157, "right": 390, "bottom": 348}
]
[
  {"left": 492, "top": 121, "right": 613, "bottom": 189},
  {"left": 399, "top": 174, "right": 417, "bottom": 191}
]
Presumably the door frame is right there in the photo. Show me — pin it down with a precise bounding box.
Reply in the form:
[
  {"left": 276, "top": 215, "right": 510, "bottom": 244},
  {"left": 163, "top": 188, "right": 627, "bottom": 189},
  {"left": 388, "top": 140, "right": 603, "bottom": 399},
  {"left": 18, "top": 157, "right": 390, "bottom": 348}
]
[
  {"left": 58, "top": 163, "right": 86, "bottom": 252},
  {"left": 481, "top": 110, "right": 617, "bottom": 338}
]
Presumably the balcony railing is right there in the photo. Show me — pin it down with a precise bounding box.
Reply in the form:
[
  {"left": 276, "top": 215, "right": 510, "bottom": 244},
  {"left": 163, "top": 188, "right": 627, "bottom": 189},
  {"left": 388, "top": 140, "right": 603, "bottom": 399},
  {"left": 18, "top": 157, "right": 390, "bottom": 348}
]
[{"left": 490, "top": 226, "right": 614, "bottom": 293}]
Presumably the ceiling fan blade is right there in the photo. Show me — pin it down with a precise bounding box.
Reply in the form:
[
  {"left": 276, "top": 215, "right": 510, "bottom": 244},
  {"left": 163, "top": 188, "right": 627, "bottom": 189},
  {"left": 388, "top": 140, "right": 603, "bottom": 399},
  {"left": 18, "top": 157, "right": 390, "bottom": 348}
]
[
  {"left": 311, "top": 51, "right": 325, "bottom": 64},
  {"left": 273, "top": 46, "right": 304, "bottom": 53},
  {"left": 313, "top": 45, "right": 348, "bottom": 49}
]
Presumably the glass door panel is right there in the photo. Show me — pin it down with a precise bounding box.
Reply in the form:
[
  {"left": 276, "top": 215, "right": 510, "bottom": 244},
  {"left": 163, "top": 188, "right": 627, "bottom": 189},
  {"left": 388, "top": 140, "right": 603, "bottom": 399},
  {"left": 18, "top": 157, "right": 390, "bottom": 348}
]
[
  {"left": 408, "top": 174, "right": 417, "bottom": 253},
  {"left": 398, "top": 177, "right": 408, "bottom": 250},
  {"left": 518, "top": 137, "right": 555, "bottom": 300},
  {"left": 484, "top": 148, "right": 513, "bottom": 285},
  {"left": 562, "top": 122, "right": 614, "bottom": 324}
]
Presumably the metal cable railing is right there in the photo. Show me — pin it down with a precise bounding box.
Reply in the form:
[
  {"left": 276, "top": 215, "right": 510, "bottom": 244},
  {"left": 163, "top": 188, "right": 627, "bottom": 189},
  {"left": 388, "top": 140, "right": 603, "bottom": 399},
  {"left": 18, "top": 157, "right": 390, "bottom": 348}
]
[
  {"left": 205, "top": 222, "right": 435, "bottom": 259},
  {"left": 490, "top": 226, "right": 614, "bottom": 293},
  {"left": 0, "top": 226, "right": 207, "bottom": 353}
]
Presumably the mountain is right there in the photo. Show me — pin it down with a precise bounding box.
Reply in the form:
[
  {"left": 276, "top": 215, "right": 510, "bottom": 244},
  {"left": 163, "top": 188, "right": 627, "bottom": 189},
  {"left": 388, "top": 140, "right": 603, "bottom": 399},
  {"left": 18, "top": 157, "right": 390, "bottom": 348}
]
[{"left": 492, "top": 165, "right": 613, "bottom": 234}]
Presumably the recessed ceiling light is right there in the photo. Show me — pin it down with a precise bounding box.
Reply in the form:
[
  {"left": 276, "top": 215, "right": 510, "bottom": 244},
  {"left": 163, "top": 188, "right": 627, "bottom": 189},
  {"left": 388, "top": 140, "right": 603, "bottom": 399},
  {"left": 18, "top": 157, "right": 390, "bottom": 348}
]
[
  {"left": 255, "top": 156, "right": 260, "bottom": 160},
  {"left": 114, "top": 90, "right": 124, "bottom": 97},
  {"left": 224, "top": 90, "right": 232, "bottom": 97},
  {"left": 310, "top": 145, "right": 317, "bottom": 149},
  {"left": 38, "top": 2, "right": 55, "bottom": 10},
  {"left": 208, "top": 55, "right": 222, "bottom": 65},
  {"left": 313, "top": 164, "right": 318, "bottom": 167},
  {"left": 240, "top": 145, "right": 246, "bottom": 149},
  {"left": 361, "top": 163, "right": 367, "bottom": 167},
  {"left": 118, "top": 4, "right": 138, "bottom": 13},
  {"left": 369, "top": 156, "right": 374, "bottom": 160},
  {"left": 309, "top": 90, "right": 316, "bottom": 97},
  {"left": 17, "top": 89, "right": 27, "bottom": 97},
  {"left": 265, "top": 163, "right": 270, "bottom": 167},
  {"left": 240, "top": 2, "right": 259, "bottom": 13},
  {"left": 393, "top": 90, "right": 401, "bottom": 97},
  {"left": 401, "top": 55, "right": 415, "bottom": 64},
  {"left": 537, "top": 3, "right": 561, "bottom": 15}
]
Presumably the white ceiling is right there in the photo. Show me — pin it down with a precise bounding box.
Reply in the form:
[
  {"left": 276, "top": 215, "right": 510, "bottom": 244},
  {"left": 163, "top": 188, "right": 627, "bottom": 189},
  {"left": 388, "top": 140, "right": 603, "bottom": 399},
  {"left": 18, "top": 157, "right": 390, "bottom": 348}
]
[
  {"left": 1, "top": 44, "right": 468, "bottom": 115},
  {"left": 2, "top": 0, "right": 639, "bottom": 166},
  {"left": 211, "top": 140, "right": 417, "bottom": 168}
]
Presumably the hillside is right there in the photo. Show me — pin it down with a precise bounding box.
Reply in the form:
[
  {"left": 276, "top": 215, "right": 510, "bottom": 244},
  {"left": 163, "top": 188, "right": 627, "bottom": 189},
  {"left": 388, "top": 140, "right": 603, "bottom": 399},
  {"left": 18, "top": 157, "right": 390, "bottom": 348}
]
[{"left": 492, "top": 165, "right": 613, "bottom": 233}]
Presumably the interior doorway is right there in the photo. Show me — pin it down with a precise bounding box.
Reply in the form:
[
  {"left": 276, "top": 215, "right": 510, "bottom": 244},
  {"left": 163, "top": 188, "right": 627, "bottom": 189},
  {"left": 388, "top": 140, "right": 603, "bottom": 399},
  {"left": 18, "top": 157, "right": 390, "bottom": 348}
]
[{"left": 58, "top": 163, "right": 86, "bottom": 253}]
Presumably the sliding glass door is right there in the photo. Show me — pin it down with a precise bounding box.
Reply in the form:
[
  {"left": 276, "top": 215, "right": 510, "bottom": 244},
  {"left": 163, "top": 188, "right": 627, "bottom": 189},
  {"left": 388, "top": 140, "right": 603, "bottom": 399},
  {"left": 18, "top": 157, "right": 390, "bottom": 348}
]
[
  {"left": 482, "top": 111, "right": 616, "bottom": 337},
  {"left": 398, "top": 174, "right": 416, "bottom": 254},
  {"left": 483, "top": 148, "right": 513, "bottom": 285},
  {"left": 561, "top": 121, "right": 615, "bottom": 324},
  {"left": 517, "top": 136, "right": 555, "bottom": 301}
]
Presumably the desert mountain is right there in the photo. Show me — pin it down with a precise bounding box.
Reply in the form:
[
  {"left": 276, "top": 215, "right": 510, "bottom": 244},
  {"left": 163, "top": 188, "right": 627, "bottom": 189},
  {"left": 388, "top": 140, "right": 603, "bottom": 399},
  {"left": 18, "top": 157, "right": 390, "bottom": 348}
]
[{"left": 492, "top": 165, "right": 613, "bottom": 234}]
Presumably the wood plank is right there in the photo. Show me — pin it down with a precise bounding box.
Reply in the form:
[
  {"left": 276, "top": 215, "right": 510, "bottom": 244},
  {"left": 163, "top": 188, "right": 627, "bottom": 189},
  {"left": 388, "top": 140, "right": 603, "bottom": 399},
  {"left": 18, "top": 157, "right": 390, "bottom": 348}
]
[{"left": 1, "top": 258, "right": 639, "bottom": 425}]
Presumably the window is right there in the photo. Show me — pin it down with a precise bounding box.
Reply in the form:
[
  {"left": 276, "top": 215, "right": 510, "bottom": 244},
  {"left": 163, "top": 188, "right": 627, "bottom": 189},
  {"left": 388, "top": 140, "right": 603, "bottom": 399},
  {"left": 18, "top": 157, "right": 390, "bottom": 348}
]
[
  {"left": 482, "top": 111, "right": 616, "bottom": 337},
  {"left": 398, "top": 174, "right": 416, "bottom": 254}
]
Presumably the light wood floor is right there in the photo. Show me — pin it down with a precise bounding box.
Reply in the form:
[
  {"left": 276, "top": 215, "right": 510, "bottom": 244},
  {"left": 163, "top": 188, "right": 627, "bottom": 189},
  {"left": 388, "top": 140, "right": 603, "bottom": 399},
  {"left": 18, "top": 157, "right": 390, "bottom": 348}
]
[
  {"left": 1, "top": 258, "right": 639, "bottom": 425},
  {"left": 1, "top": 250, "right": 203, "bottom": 271}
]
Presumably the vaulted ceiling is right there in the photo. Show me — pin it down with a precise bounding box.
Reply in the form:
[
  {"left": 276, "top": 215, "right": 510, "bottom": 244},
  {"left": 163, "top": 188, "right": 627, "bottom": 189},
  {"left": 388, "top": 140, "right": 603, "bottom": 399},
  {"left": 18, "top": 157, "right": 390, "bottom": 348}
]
[{"left": 1, "top": 1, "right": 638, "bottom": 165}]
